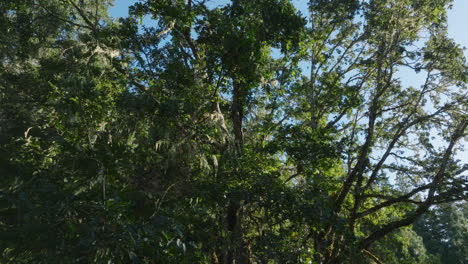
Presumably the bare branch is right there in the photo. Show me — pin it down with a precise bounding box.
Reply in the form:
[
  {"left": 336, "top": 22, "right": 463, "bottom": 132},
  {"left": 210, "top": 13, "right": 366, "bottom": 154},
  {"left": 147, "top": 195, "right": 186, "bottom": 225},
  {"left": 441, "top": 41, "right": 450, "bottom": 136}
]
[{"left": 359, "top": 119, "right": 467, "bottom": 249}]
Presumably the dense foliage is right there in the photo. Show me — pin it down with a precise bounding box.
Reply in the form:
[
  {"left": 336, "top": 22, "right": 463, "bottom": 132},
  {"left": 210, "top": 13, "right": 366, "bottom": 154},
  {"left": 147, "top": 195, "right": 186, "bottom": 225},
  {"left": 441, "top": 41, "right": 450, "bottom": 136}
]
[{"left": 1, "top": 0, "right": 467, "bottom": 263}]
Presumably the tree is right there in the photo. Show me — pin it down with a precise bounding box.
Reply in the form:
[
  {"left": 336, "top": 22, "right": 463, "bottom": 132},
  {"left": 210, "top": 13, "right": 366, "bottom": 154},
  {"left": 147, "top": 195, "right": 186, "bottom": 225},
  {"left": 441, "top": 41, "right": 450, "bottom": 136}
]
[
  {"left": 414, "top": 203, "right": 468, "bottom": 264},
  {"left": 1, "top": 0, "right": 467, "bottom": 263},
  {"left": 370, "top": 226, "right": 437, "bottom": 264}
]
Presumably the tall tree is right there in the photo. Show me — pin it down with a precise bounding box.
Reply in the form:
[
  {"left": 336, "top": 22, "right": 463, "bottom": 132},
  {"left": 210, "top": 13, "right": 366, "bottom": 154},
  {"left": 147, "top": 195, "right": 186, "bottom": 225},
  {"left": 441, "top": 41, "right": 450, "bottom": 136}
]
[
  {"left": 1, "top": 0, "right": 466, "bottom": 263},
  {"left": 414, "top": 203, "right": 468, "bottom": 264}
]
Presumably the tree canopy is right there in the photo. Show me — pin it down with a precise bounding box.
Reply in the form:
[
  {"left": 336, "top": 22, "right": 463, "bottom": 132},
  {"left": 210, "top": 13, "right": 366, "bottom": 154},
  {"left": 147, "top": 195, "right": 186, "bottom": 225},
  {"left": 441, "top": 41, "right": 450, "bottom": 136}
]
[{"left": 1, "top": 0, "right": 467, "bottom": 263}]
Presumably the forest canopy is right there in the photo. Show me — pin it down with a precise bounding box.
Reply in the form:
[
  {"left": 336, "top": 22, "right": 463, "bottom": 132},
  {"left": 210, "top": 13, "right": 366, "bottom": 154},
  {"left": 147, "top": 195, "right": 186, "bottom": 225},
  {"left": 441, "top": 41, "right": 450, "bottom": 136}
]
[{"left": 0, "top": 0, "right": 467, "bottom": 263}]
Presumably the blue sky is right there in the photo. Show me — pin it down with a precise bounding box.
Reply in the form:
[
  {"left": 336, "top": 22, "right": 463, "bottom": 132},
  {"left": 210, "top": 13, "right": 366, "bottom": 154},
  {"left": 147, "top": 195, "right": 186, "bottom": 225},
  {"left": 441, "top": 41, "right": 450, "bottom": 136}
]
[
  {"left": 109, "top": 0, "right": 468, "bottom": 53},
  {"left": 447, "top": 0, "right": 468, "bottom": 56}
]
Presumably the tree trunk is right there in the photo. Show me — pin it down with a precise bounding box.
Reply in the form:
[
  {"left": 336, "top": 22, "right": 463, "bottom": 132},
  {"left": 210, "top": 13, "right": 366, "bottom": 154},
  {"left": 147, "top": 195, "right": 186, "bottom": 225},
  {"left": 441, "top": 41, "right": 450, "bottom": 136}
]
[{"left": 223, "top": 81, "right": 250, "bottom": 264}]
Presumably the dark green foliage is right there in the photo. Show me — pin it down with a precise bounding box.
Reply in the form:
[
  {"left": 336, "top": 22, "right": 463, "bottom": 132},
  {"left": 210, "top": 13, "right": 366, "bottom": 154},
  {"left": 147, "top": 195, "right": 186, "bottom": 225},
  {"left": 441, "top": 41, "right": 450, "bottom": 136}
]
[
  {"left": 414, "top": 204, "right": 468, "bottom": 264},
  {"left": 0, "top": 0, "right": 466, "bottom": 263}
]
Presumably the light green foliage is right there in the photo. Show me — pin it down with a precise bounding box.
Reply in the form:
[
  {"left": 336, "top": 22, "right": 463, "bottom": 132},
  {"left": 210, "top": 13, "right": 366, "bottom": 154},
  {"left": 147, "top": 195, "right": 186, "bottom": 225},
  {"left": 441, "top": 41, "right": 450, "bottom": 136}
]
[{"left": 371, "top": 227, "right": 437, "bottom": 264}]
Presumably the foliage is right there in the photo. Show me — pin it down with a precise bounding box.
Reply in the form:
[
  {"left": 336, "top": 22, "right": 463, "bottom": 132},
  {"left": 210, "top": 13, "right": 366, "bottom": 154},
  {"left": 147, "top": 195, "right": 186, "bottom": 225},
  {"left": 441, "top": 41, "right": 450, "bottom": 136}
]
[
  {"left": 414, "top": 203, "right": 468, "bottom": 264},
  {"left": 0, "top": 0, "right": 467, "bottom": 263}
]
